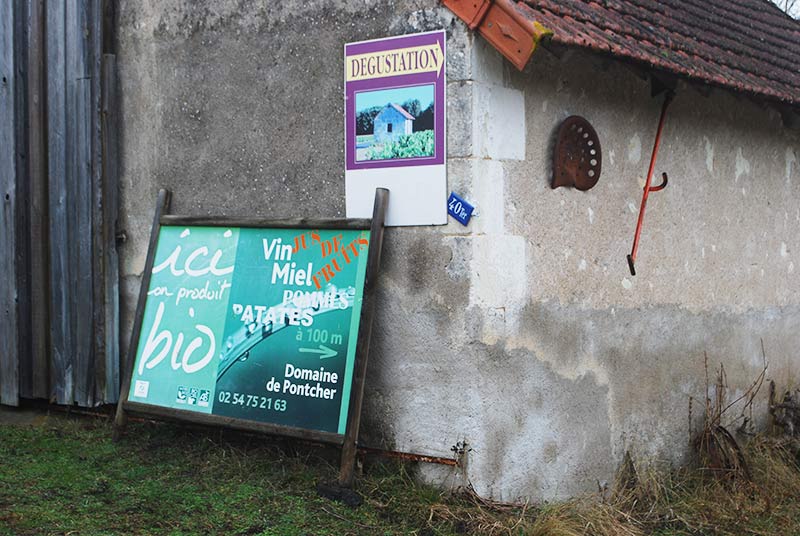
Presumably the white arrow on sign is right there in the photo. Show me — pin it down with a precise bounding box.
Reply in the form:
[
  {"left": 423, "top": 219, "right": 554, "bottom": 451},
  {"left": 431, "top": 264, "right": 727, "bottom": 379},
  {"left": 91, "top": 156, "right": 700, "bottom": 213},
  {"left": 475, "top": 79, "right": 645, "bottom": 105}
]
[
  {"left": 346, "top": 41, "right": 444, "bottom": 82},
  {"left": 299, "top": 344, "right": 338, "bottom": 359}
]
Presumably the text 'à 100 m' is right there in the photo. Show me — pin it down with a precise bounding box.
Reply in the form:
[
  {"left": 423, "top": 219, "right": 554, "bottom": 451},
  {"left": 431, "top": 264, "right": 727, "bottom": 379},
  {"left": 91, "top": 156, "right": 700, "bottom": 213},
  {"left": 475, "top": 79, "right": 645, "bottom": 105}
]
[{"left": 217, "top": 391, "right": 287, "bottom": 411}]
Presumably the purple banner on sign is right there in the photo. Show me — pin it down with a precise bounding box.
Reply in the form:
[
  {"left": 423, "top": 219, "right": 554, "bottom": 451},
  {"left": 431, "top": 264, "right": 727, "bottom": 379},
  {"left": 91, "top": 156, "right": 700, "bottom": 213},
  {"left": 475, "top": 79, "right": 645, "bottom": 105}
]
[{"left": 345, "top": 31, "right": 446, "bottom": 171}]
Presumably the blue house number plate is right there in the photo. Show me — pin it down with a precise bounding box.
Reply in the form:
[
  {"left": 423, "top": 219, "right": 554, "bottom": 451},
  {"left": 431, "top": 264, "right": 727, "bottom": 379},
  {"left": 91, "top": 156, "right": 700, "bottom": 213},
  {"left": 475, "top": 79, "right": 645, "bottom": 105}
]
[{"left": 447, "top": 192, "right": 474, "bottom": 226}]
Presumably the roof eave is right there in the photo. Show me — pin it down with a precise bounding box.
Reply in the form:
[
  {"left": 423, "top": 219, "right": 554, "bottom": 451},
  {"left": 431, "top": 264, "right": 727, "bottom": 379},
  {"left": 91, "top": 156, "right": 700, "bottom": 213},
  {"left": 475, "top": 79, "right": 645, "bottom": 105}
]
[{"left": 443, "top": 0, "right": 800, "bottom": 112}]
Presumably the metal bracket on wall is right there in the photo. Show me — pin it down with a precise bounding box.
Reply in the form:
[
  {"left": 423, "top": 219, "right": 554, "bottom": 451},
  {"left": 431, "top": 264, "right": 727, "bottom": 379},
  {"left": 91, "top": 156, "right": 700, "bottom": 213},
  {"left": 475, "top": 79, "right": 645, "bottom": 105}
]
[
  {"left": 627, "top": 91, "right": 674, "bottom": 276},
  {"left": 443, "top": 0, "right": 553, "bottom": 70},
  {"left": 552, "top": 116, "right": 602, "bottom": 191}
]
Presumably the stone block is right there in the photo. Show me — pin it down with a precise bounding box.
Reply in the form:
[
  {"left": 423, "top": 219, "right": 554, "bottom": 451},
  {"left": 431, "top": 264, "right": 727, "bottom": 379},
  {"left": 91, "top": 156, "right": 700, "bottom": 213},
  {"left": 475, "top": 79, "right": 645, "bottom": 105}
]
[{"left": 473, "top": 83, "right": 526, "bottom": 160}]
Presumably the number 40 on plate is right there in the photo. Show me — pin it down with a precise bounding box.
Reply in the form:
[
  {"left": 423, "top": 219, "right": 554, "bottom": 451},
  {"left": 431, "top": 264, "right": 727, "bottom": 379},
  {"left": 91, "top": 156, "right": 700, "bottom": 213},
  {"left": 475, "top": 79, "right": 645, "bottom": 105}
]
[{"left": 447, "top": 192, "right": 475, "bottom": 226}]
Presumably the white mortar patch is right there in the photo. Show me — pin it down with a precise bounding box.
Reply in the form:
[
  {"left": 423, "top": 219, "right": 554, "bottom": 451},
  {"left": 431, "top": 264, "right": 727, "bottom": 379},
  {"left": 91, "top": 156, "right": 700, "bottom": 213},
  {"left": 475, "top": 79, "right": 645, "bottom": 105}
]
[
  {"left": 627, "top": 133, "right": 642, "bottom": 163},
  {"left": 704, "top": 136, "right": 714, "bottom": 173},
  {"left": 735, "top": 147, "right": 751, "bottom": 181},
  {"left": 473, "top": 83, "right": 526, "bottom": 160},
  {"left": 787, "top": 146, "right": 797, "bottom": 184},
  {"left": 621, "top": 278, "right": 633, "bottom": 290}
]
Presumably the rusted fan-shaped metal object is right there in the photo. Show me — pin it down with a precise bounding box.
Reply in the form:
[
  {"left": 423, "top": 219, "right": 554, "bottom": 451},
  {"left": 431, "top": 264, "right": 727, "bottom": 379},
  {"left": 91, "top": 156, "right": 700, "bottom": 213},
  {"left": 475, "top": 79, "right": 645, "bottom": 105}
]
[{"left": 552, "top": 116, "right": 601, "bottom": 191}]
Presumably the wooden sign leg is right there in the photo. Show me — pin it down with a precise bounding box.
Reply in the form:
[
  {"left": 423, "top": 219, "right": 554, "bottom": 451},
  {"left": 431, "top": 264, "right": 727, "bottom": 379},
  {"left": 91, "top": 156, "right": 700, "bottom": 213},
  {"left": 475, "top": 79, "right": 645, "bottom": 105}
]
[
  {"left": 337, "top": 188, "right": 389, "bottom": 488},
  {"left": 112, "top": 189, "right": 171, "bottom": 441}
]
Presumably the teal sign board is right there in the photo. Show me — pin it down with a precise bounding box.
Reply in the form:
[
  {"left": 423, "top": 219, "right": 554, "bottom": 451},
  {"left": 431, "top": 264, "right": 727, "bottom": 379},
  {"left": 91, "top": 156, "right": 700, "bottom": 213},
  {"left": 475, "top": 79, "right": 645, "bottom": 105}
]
[{"left": 128, "top": 225, "right": 371, "bottom": 435}]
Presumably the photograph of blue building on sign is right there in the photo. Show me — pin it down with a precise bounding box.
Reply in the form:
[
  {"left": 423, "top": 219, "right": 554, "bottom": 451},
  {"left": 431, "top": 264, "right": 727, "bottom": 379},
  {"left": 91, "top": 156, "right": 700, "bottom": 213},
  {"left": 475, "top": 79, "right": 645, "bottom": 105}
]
[
  {"left": 373, "top": 103, "right": 414, "bottom": 143},
  {"left": 354, "top": 84, "right": 435, "bottom": 162}
]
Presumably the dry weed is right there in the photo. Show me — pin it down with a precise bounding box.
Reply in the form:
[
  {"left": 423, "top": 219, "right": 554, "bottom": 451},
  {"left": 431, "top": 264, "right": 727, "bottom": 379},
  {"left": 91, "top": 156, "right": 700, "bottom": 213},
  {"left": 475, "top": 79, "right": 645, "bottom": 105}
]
[
  {"left": 428, "top": 485, "right": 643, "bottom": 536},
  {"left": 427, "top": 437, "right": 800, "bottom": 535}
]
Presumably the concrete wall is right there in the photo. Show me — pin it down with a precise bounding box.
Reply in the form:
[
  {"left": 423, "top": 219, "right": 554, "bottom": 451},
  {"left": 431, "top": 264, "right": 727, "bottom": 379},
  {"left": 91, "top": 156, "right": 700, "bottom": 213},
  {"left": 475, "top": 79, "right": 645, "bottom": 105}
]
[{"left": 117, "top": 1, "right": 800, "bottom": 501}]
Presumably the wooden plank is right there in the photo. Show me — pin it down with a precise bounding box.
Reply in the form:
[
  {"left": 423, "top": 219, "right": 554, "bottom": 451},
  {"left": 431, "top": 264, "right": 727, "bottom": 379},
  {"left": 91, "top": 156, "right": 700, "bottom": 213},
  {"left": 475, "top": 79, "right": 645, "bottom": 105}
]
[
  {"left": 90, "top": 0, "right": 102, "bottom": 404},
  {"left": 70, "top": 0, "right": 94, "bottom": 406},
  {"left": 26, "top": 0, "right": 49, "bottom": 400},
  {"left": 73, "top": 82, "right": 93, "bottom": 405},
  {"left": 113, "top": 189, "right": 172, "bottom": 440},
  {"left": 123, "top": 401, "right": 345, "bottom": 446},
  {"left": 14, "top": 0, "right": 32, "bottom": 400},
  {"left": 98, "top": 53, "right": 119, "bottom": 403},
  {"left": 89, "top": 0, "right": 106, "bottom": 404},
  {"left": 95, "top": 54, "right": 119, "bottom": 403},
  {"left": 47, "top": 0, "right": 72, "bottom": 404},
  {"left": 91, "top": 0, "right": 103, "bottom": 403},
  {"left": 91, "top": 0, "right": 104, "bottom": 404},
  {"left": 92, "top": 0, "right": 108, "bottom": 404},
  {"left": 160, "top": 215, "right": 372, "bottom": 230},
  {"left": 338, "top": 188, "right": 389, "bottom": 487},
  {"left": 102, "top": 0, "right": 114, "bottom": 54},
  {"left": 0, "top": 0, "right": 20, "bottom": 406}
]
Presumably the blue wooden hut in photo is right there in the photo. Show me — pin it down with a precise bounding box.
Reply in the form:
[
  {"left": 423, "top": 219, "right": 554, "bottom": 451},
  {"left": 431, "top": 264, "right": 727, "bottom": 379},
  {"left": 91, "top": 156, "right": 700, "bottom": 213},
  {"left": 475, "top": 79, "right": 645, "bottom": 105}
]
[{"left": 373, "top": 103, "right": 414, "bottom": 143}]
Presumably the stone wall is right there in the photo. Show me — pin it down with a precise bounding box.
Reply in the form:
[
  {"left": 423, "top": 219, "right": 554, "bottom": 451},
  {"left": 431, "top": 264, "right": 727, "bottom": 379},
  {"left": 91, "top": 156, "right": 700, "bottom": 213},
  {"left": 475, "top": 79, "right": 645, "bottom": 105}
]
[{"left": 117, "top": 0, "right": 800, "bottom": 500}]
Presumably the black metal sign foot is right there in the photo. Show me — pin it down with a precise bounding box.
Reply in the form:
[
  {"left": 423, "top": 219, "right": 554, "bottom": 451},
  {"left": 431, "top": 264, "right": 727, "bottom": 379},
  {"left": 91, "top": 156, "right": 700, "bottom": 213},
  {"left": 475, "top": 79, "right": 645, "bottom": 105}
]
[{"left": 316, "top": 481, "right": 363, "bottom": 507}]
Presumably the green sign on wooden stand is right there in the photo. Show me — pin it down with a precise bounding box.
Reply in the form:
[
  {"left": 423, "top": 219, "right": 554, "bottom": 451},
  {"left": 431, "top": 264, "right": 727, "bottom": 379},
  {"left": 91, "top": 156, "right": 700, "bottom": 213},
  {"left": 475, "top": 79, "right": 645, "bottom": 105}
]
[{"left": 115, "top": 189, "right": 388, "bottom": 488}]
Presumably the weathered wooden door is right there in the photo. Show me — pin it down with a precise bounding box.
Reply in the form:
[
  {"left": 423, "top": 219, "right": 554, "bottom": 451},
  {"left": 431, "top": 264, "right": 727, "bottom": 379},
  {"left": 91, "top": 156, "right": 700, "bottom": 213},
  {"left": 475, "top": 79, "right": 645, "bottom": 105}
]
[{"left": 0, "top": 0, "right": 119, "bottom": 407}]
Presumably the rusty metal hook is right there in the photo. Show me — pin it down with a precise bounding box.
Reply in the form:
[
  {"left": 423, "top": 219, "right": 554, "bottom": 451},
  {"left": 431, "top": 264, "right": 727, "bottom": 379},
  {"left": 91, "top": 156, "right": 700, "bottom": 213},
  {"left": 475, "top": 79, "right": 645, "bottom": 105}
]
[{"left": 649, "top": 172, "right": 668, "bottom": 192}]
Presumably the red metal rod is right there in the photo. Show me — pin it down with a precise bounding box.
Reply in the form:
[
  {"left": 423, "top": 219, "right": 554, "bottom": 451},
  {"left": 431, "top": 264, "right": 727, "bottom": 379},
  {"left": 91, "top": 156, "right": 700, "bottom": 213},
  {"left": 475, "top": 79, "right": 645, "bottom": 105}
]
[
  {"left": 627, "top": 92, "right": 673, "bottom": 276},
  {"left": 358, "top": 445, "right": 459, "bottom": 466}
]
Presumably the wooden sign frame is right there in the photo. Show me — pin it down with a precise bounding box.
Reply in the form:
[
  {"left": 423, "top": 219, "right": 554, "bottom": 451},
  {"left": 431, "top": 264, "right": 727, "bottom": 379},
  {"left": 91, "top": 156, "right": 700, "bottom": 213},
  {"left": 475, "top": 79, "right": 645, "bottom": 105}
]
[{"left": 113, "top": 188, "right": 388, "bottom": 487}]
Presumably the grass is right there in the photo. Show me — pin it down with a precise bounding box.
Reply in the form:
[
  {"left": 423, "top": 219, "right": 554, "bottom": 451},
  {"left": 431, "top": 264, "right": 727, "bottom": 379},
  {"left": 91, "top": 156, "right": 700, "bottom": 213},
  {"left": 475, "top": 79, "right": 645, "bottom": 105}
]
[
  {"left": 0, "top": 413, "right": 457, "bottom": 536},
  {"left": 2, "top": 412, "right": 800, "bottom": 535}
]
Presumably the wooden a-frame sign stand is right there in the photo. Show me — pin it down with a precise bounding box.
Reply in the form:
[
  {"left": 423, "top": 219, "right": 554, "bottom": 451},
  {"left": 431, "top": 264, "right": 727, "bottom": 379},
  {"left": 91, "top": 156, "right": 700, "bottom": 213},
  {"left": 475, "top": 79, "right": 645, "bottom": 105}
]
[{"left": 113, "top": 188, "right": 389, "bottom": 491}]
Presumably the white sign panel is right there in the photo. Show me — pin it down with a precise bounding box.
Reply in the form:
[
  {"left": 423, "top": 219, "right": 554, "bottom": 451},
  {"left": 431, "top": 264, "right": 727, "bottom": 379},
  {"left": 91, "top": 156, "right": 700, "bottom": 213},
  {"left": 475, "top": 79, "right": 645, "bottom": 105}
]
[{"left": 344, "top": 31, "right": 447, "bottom": 226}]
